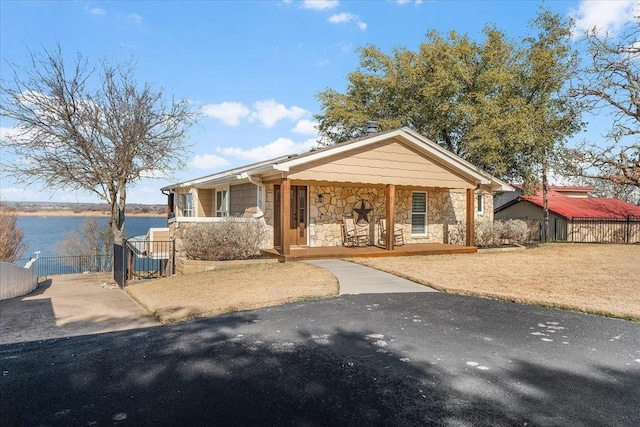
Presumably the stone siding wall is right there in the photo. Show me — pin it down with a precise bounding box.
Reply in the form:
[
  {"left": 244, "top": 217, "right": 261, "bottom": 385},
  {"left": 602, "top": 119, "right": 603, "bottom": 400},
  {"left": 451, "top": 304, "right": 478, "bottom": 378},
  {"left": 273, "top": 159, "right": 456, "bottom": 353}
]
[
  {"left": 307, "top": 185, "right": 470, "bottom": 246},
  {"left": 199, "top": 183, "right": 492, "bottom": 249},
  {"left": 477, "top": 191, "right": 494, "bottom": 222}
]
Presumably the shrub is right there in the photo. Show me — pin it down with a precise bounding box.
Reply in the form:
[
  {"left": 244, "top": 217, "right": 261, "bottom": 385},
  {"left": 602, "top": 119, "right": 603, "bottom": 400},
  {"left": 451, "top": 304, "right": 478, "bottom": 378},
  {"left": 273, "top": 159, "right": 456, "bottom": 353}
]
[
  {"left": 474, "top": 219, "right": 503, "bottom": 248},
  {"left": 500, "top": 219, "right": 529, "bottom": 245},
  {"left": 448, "top": 221, "right": 466, "bottom": 246},
  {"left": 0, "top": 203, "right": 27, "bottom": 262},
  {"left": 183, "top": 219, "right": 265, "bottom": 261},
  {"left": 449, "top": 219, "right": 530, "bottom": 247}
]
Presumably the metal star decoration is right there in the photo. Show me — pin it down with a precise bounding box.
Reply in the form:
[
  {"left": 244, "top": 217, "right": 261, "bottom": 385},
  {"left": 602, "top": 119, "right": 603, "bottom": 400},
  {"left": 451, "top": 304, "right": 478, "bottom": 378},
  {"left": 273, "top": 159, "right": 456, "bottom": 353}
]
[{"left": 353, "top": 200, "right": 373, "bottom": 225}]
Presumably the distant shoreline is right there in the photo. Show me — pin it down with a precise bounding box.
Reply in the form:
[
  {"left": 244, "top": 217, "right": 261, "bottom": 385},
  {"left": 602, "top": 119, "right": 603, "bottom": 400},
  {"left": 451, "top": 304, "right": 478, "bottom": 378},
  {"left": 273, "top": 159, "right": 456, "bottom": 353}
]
[{"left": 15, "top": 210, "right": 166, "bottom": 218}]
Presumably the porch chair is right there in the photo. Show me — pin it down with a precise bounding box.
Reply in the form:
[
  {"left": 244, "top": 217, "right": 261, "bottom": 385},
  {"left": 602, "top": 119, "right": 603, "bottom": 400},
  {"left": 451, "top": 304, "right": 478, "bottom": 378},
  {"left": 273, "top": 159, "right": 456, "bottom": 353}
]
[
  {"left": 343, "top": 217, "right": 369, "bottom": 247},
  {"left": 378, "top": 217, "right": 405, "bottom": 247}
]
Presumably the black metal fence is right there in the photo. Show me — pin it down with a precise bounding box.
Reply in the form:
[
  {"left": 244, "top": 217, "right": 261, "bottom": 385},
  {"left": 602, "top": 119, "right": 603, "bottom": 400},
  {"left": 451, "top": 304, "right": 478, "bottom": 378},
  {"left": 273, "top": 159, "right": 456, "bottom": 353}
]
[
  {"left": 113, "top": 239, "right": 175, "bottom": 287},
  {"left": 31, "top": 239, "right": 175, "bottom": 288},
  {"left": 36, "top": 255, "right": 112, "bottom": 277},
  {"left": 564, "top": 216, "right": 640, "bottom": 243},
  {"left": 126, "top": 239, "right": 175, "bottom": 282},
  {"left": 503, "top": 216, "right": 640, "bottom": 244}
]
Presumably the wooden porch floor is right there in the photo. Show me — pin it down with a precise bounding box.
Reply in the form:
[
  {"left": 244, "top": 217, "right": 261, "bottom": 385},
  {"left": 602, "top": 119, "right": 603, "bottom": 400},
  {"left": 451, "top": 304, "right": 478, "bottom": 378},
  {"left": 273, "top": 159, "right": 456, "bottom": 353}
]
[{"left": 261, "top": 243, "right": 477, "bottom": 261}]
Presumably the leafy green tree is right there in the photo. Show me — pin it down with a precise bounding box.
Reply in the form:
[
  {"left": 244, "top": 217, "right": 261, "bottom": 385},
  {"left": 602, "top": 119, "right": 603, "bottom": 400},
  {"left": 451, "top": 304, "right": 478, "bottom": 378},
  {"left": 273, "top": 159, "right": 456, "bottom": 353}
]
[
  {"left": 517, "top": 10, "right": 583, "bottom": 241},
  {"left": 316, "top": 27, "right": 528, "bottom": 181},
  {"left": 0, "top": 46, "right": 198, "bottom": 245},
  {"left": 315, "top": 9, "right": 582, "bottom": 241}
]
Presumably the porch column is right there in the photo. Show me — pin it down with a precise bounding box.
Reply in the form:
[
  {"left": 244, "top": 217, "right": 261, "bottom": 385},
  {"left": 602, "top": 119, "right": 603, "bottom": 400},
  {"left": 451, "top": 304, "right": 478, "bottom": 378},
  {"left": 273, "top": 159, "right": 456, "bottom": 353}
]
[
  {"left": 280, "top": 177, "right": 291, "bottom": 256},
  {"left": 385, "top": 184, "right": 396, "bottom": 251},
  {"left": 466, "top": 188, "right": 475, "bottom": 247}
]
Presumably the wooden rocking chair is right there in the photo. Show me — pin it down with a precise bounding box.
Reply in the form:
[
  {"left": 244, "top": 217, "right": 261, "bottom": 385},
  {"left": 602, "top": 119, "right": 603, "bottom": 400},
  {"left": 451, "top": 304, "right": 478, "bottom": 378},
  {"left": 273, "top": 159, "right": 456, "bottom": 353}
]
[
  {"left": 378, "top": 217, "right": 405, "bottom": 247},
  {"left": 343, "top": 217, "right": 369, "bottom": 247}
]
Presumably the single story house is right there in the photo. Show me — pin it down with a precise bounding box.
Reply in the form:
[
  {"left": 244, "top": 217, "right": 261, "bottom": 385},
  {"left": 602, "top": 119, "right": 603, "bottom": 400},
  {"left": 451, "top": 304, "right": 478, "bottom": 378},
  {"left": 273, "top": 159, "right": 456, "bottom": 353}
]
[
  {"left": 494, "top": 189, "right": 640, "bottom": 243},
  {"left": 161, "top": 126, "right": 512, "bottom": 259}
]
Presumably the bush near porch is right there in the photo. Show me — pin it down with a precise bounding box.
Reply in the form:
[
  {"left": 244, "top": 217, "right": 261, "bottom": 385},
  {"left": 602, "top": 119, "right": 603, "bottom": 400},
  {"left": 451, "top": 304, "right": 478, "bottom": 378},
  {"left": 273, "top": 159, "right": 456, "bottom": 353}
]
[
  {"left": 448, "top": 219, "right": 530, "bottom": 247},
  {"left": 182, "top": 220, "right": 266, "bottom": 261}
]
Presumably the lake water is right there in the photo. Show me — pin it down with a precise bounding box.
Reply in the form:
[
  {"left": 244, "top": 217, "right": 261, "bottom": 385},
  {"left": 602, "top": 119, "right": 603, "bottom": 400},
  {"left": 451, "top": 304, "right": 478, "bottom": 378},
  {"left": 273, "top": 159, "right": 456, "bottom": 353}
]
[{"left": 16, "top": 216, "right": 168, "bottom": 260}]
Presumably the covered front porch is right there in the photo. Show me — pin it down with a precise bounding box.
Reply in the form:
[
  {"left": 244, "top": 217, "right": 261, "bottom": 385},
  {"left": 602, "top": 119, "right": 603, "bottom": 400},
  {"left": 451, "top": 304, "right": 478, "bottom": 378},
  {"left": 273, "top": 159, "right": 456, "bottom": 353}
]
[
  {"left": 261, "top": 242, "right": 477, "bottom": 261},
  {"left": 272, "top": 176, "right": 477, "bottom": 259}
]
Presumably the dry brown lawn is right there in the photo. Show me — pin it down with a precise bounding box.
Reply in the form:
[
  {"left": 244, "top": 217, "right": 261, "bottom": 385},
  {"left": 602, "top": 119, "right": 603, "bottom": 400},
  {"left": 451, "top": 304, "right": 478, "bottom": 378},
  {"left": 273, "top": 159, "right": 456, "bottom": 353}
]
[
  {"left": 125, "top": 262, "right": 338, "bottom": 323},
  {"left": 354, "top": 243, "right": 640, "bottom": 321}
]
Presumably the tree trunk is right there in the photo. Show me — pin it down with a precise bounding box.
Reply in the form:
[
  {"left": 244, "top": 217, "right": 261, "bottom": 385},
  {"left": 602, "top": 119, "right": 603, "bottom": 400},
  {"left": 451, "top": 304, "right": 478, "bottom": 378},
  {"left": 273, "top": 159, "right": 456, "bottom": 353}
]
[
  {"left": 109, "top": 188, "right": 126, "bottom": 246},
  {"left": 542, "top": 152, "right": 549, "bottom": 243}
]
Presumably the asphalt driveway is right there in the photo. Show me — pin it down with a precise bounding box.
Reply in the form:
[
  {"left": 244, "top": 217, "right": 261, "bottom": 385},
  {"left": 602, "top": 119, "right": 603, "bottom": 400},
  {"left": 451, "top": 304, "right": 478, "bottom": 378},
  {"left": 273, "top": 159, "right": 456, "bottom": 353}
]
[{"left": 1, "top": 291, "right": 638, "bottom": 426}]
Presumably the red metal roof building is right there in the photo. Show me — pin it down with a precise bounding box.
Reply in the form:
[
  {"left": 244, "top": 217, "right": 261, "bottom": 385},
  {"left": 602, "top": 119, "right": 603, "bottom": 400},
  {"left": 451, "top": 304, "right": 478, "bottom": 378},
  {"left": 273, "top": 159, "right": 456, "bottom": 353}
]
[
  {"left": 518, "top": 190, "right": 640, "bottom": 219},
  {"left": 495, "top": 190, "right": 640, "bottom": 242}
]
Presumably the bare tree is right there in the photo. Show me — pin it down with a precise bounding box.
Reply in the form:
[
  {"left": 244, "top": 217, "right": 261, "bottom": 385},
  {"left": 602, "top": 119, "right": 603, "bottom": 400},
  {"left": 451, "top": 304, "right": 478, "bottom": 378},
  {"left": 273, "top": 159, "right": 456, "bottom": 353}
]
[
  {"left": 569, "top": 20, "right": 639, "bottom": 189},
  {"left": 58, "top": 218, "right": 113, "bottom": 271},
  {"left": 0, "top": 203, "right": 27, "bottom": 263},
  {"left": 0, "top": 46, "right": 197, "bottom": 245}
]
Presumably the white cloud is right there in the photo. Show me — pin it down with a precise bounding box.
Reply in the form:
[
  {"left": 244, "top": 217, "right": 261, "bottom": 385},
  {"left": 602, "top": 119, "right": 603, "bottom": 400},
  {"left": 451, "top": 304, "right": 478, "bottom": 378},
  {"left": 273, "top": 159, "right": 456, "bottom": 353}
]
[
  {"left": 394, "top": 0, "right": 422, "bottom": 5},
  {"left": 89, "top": 7, "right": 106, "bottom": 15},
  {"left": 202, "top": 100, "right": 308, "bottom": 127},
  {"left": 328, "top": 12, "right": 351, "bottom": 24},
  {"left": 202, "top": 102, "right": 251, "bottom": 126},
  {"left": 190, "top": 154, "right": 230, "bottom": 170},
  {"left": 139, "top": 169, "right": 167, "bottom": 179},
  {"left": 292, "top": 119, "right": 318, "bottom": 135},
  {"left": 217, "top": 137, "right": 318, "bottom": 162},
  {"left": 127, "top": 13, "right": 143, "bottom": 24},
  {"left": 302, "top": 0, "right": 339, "bottom": 11},
  {"left": 251, "top": 100, "right": 308, "bottom": 128},
  {"left": 570, "top": 0, "right": 638, "bottom": 36},
  {"left": 328, "top": 13, "right": 367, "bottom": 31}
]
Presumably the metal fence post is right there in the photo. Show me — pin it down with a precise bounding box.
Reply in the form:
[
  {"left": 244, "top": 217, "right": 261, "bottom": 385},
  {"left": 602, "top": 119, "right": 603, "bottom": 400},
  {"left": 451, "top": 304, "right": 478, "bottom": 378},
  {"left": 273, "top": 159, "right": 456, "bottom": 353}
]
[{"left": 627, "top": 215, "right": 631, "bottom": 244}]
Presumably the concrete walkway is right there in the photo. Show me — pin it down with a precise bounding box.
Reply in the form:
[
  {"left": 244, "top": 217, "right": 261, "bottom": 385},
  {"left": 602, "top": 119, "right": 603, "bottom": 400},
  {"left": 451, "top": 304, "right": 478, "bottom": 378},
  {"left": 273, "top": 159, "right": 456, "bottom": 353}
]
[
  {"left": 0, "top": 274, "right": 159, "bottom": 344},
  {"left": 305, "top": 259, "right": 437, "bottom": 295}
]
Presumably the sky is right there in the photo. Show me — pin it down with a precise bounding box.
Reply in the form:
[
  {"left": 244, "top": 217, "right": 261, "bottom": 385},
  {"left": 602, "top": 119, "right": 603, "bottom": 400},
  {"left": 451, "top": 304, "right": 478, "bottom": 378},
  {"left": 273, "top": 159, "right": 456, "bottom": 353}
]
[{"left": 0, "top": 0, "right": 637, "bottom": 205}]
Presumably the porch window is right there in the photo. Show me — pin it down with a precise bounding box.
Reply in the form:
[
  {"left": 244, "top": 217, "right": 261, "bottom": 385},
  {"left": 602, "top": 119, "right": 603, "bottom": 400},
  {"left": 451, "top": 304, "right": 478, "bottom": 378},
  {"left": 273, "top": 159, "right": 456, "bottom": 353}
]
[
  {"left": 411, "top": 192, "right": 427, "bottom": 235},
  {"left": 180, "top": 193, "right": 193, "bottom": 217},
  {"left": 476, "top": 194, "right": 484, "bottom": 215},
  {"left": 216, "top": 187, "right": 229, "bottom": 217}
]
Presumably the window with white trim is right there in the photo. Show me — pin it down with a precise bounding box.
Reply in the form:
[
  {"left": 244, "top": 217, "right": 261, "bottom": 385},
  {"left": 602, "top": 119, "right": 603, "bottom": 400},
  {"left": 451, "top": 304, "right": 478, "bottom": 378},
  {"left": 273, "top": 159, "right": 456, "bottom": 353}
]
[
  {"left": 476, "top": 194, "right": 484, "bottom": 215},
  {"left": 180, "top": 193, "right": 193, "bottom": 217},
  {"left": 411, "top": 192, "right": 427, "bottom": 235},
  {"left": 216, "top": 187, "right": 229, "bottom": 217}
]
